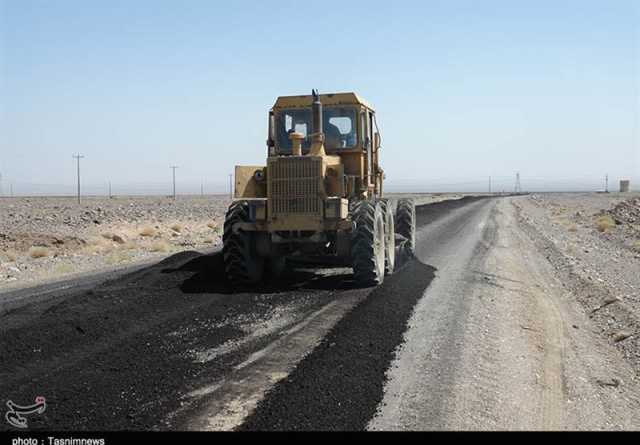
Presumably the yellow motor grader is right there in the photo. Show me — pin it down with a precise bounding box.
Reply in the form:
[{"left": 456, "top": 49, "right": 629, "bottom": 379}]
[{"left": 223, "top": 90, "right": 416, "bottom": 286}]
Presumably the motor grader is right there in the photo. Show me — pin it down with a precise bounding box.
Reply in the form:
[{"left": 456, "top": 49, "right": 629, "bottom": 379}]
[{"left": 223, "top": 90, "right": 416, "bottom": 286}]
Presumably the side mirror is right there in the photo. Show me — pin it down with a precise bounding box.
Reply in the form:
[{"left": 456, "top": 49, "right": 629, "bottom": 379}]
[{"left": 374, "top": 132, "right": 381, "bottom": 151}]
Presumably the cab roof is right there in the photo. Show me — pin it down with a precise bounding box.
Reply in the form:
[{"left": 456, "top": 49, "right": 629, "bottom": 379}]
[{"left": 273, "top": 92, "right": 374, "bottom": 111}]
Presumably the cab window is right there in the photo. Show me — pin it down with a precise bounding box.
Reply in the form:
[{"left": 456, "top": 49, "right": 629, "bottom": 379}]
[{"left": 276, "top": 107, "right": 358, "bottom": 153}]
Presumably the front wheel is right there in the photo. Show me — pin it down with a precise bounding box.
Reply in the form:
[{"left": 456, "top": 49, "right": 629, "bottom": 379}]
[{"left": 223, "top": 201, "right": 264, "bottom": 286}]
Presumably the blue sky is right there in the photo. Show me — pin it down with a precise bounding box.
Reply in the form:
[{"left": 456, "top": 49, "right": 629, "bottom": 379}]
[{"left": 1, "top": 0, "right": 639, "bottom": 194}]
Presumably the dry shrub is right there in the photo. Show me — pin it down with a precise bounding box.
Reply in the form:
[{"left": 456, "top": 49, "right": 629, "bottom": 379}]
[
  {"left": 596, "top": 215, "right": 616, "bottom": 233},
  {"left": 203, "top": 237, "right": 215, "bottom": 244},
  {"left": 150, "top": 241, "right": 169, "bottom": 253},
  {"left": 29, "top": 246, "right": 50, "bottom": 259},
  {"left": 139, "top": 226, "right": 157, "bottom": 237},
  {"left": 170, "top": 223, "right": 183, "bottom": 233},
  {"left": 568, "top": 224, "right": 578, "bottom": 232},
  {"left": 1, "top": 250, "right": 18, "bottom": 262},
  {"left": 102, "top": 232, "right": 126, "bottom": 244},
  {"left": 207, "top": 222, "right": 216, "bottom": 229},
  {"left": 106, "top": 250, "right": 135, "bottom": 265}
]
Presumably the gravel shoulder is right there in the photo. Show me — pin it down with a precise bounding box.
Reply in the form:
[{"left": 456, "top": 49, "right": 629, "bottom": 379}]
[{"left": 515, "top": 193, "right": 640, "bottom": 375}]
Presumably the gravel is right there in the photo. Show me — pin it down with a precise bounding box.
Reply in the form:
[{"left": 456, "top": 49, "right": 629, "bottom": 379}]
[{"left": 514, "top": 192, "right": 640, "bottom": 374}]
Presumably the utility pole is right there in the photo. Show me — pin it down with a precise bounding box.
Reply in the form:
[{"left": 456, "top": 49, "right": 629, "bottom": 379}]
[
  {"left": 201, "top": 181, "right": 204, "bottom": 197},
  {"left": 515, "top": 172, "right": 521, "bottom": 194},
  {"left": 108, "top": 181, "right": 112, "bottom": 198},
  {"left": 228, "top": 173, "right": 233, "bottom": 199},
  {"left": 170, "top": 166, "right": 179, "bottom": 200},
  {"left": 73, "top": 154, "right": 84, "bottom": 204},
  {"left": 605, "top": 174, "right": 609, "bottom": 193},
  {"left": 10, "top": 183, "right": 13, "bottom": 197},
  {"left": 489, "top": 176, "right": 492, "bottom": 194}
]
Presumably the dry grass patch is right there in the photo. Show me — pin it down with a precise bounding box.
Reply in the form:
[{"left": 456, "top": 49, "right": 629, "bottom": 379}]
[
  {"left": 28, "top": 246, "right": 50, "bottom": 259},
  {"left": 149, "top": 241, "right": 170, "bottom": 253},
  {"left": 568, "top": 224, "right": 578, "bottom": 232},
  {"left": 632, "top": 240, "right": 640, "bottom": 253},
  {"left": 203, "top": 237, "right": 215, "bottom": 244},
  {"left": 139, "top": 226, "right": 157, "bottom": 237},
  {"left": 170, "top": 223, "right": 184, "bottom": 233},
  {"left": 596, "top": 215, "right": 616, "bottom": 233},
  {"left": 207, "top": 222, "right": 222, "bottom": 234},
  {"left": 106, "top": 250, "right": 135, "bottom": 265},
  {"left": 122, "top": 241, "right": 138, "bottom": 250}
]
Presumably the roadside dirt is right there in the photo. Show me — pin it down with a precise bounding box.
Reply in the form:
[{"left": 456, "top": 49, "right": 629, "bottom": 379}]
[
  {"left": 0, "top": 196, "right": 230, "bottom": 290},
  {"left": 515, "top": 193, "right": 640, "bottom": 378}
]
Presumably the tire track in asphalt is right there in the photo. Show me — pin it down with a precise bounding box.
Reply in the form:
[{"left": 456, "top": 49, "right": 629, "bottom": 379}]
[
  {"left": 237, "top": 259, "right": 437, "bottom": 431},
  {"left": 238, "top": 197, "right": 489, "bottom": 431}
]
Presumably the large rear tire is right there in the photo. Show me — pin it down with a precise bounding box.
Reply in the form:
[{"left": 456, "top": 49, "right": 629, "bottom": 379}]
[
  {"left": 351, "top": 200, "right": 386, "bottom": 286},
  {"left": 395, "top": 198, "right": 416, "bottom": 256},
  {"left": 381, "top": 200, "right": 396, "bottom": 275},
  {"left": 223, "top": 201, "right": 264, "bottom": 286}
]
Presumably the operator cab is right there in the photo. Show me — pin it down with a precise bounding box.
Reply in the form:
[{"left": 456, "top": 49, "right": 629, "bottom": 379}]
[{"left": 269, "top": 92, "right": 378, "bottom": 156}]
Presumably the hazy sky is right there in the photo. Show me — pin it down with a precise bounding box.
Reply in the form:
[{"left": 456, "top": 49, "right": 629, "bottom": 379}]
[{"left": 1, "top": 0, "right": 639, "bottom": 194}]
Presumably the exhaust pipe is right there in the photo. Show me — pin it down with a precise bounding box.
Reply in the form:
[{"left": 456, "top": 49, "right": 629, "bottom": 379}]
[
  {"left": 309, "top": 89, "right": 326, "bottom": 156},
  {"left": 312, "top": 89, "right": 323, "bottom": 136}
]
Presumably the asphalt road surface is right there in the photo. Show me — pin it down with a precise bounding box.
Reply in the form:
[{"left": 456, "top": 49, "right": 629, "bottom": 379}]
[{"left": 2, "top": 197, "right": 639, "bottom": 431}]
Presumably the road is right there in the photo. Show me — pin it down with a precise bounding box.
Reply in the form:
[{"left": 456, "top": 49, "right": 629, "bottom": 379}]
[{"left": 1, "top": 196, "right": 639, "bottom": 431}]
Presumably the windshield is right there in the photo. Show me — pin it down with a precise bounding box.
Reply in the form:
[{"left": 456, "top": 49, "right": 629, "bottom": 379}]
[{"left": 276, "top": 107, "right": 358, "bottom": 154}]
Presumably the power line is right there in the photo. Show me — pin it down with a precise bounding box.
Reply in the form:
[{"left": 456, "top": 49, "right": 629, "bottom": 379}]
[
  {"left": 170, "top": 166, "right": 179, "bottom": 200},
  {"left": 73, "top": 154, "right": 84, "bottom": 204}
]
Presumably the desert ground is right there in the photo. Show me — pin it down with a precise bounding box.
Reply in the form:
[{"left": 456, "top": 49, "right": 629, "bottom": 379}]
[{"left": 0, "top": 195, "right": 231, "bottom": 290}]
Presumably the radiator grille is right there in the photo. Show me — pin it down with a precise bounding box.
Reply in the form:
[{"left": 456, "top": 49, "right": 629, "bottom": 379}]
[{"left": 268, "top": 157, "right": 322, "bottom": 218}]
